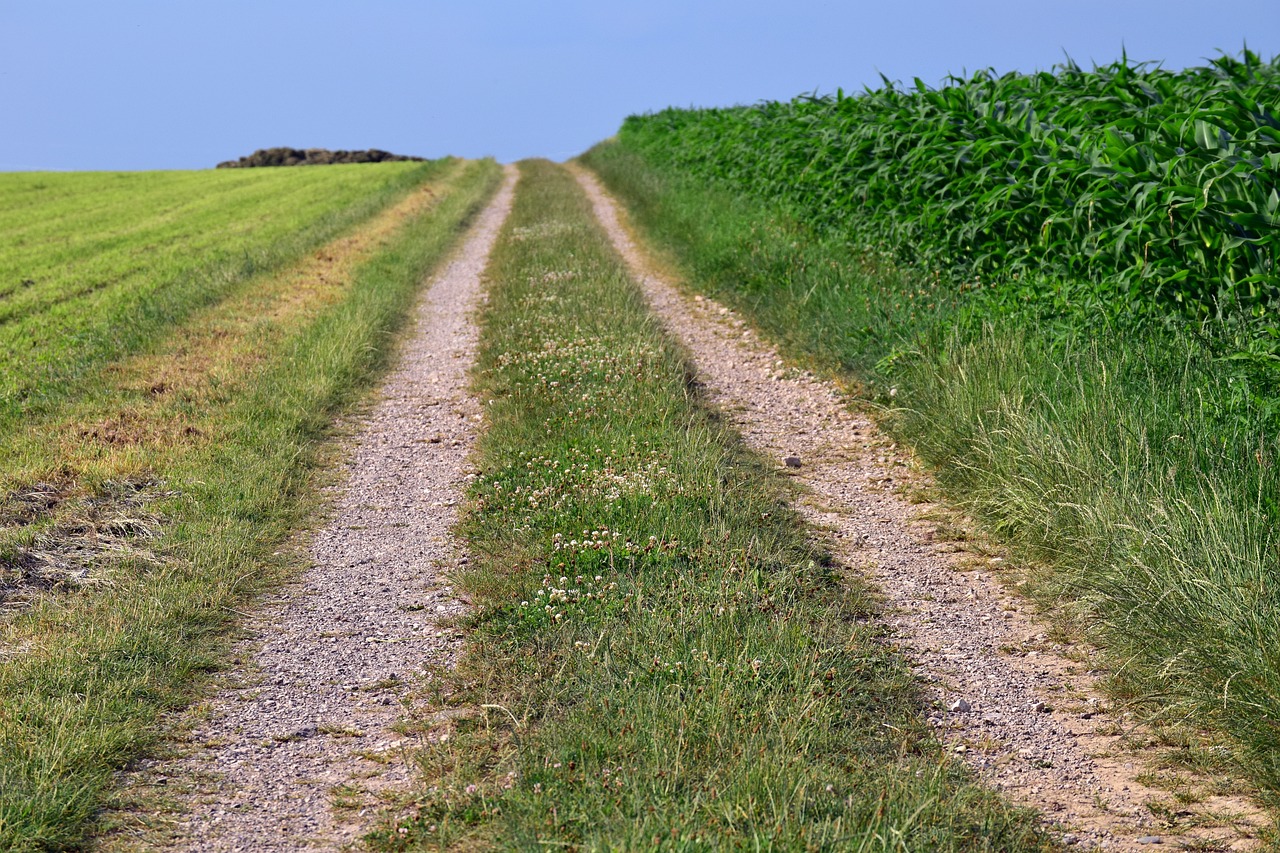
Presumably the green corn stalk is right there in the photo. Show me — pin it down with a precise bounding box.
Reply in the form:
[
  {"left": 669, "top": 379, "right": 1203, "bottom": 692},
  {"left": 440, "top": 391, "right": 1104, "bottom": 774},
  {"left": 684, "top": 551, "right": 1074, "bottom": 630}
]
[{"left": 619, "top": 50, "right": 1280, "bottom": 317}]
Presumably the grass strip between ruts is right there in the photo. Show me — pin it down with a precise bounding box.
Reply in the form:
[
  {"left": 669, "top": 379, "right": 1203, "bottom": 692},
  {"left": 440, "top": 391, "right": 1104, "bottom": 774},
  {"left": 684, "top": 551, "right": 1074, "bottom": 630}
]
[
  {"left": 370, "top": 159, "right": 1048, "bottom": 850},
  {"left": 0, "top": 159, "right": 503, "bottom": 852}
]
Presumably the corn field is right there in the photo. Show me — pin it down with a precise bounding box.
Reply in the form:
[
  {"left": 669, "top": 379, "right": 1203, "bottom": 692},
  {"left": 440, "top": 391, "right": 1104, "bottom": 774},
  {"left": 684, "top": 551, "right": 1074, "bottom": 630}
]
[{"left": 620, "top": 51, "right": 1280, "bottom": 315}]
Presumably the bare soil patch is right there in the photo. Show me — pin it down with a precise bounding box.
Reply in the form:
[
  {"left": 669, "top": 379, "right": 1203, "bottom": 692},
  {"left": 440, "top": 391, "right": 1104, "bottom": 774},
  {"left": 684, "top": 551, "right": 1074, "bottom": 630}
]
[
  {"left": 0, "top": 475, "right": 168, "bottom": 615},
  {"left": 573, "top": 164, "right": 1270, "bottom": 852}
]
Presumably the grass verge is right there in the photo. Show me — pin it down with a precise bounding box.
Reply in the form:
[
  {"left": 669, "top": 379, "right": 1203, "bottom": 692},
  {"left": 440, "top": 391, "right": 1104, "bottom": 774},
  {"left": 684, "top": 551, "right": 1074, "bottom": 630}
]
[
  {"left": 582, "top": 139, "right": 1280, "bottom": 807},
  {"left": 0, "top": 159, "right": 503, "bottom": 851},
  {"left": 369, "top": 159, "right": 1048, "bottom": 850}
]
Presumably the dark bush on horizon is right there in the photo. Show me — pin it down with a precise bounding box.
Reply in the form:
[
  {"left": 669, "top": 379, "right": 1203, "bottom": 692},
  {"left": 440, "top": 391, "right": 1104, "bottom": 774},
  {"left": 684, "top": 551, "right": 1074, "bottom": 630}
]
[{"left": 217, "top": 147, "right": 425, "bottom": 168}]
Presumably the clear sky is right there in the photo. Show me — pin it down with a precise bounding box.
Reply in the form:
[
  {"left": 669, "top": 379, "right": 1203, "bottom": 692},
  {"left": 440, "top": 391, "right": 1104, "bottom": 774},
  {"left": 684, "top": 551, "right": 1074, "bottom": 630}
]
[{"left": 3, "top": 0, "right": 1276, "bottom": 171}]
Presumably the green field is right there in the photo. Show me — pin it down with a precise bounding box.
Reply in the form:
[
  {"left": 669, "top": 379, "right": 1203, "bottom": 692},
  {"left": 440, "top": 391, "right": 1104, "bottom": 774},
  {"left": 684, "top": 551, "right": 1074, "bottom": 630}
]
[
  {"left": 584, "top": 50, "right": 1280, "bottom": 801},
  {"left": 5, "top": 47, "right": 1280, "bottom": 852},
  {"left": 0, "top": 165, "right": 444, "bottom": 423},
  {"left": 0, "top": 158, "right": 503, "bottom": 849}
]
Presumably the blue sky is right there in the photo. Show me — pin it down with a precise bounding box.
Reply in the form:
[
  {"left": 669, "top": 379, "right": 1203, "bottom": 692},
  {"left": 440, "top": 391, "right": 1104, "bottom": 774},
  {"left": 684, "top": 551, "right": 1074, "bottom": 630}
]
[{"left": 2, "top": 0, "right": 1276, "bottom": 171}]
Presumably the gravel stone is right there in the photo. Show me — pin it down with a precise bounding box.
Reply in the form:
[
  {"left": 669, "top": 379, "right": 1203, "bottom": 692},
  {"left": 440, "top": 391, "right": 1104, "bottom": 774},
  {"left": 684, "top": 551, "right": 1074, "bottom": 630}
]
[
  {"left": 155, "top": 167, "right": 517, "bottom": 851},
  {"left": 573, "top": 165, "right": 1267, "bottom": 853}
]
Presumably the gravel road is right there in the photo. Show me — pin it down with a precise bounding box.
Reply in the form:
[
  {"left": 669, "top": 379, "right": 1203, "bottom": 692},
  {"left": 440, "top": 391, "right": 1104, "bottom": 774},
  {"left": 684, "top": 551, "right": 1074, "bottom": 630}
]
[
  {"left": 572, "top": 164, "right": 1266, "bottom": 852},
  {"left": 150, "top": 166, "right": 517, "bottom": 851}
]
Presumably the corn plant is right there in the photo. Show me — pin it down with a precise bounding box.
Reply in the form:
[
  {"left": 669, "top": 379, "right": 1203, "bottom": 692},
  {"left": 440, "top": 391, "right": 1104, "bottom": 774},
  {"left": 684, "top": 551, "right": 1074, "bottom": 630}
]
[{"left": 620, "top": 51, "right": 1279, "bottom": 316}]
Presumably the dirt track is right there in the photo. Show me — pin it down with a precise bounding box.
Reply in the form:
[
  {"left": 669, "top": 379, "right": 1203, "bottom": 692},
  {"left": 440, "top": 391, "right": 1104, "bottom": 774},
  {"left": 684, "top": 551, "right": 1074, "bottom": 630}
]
[
  {"left": 109, "top": 161, "right": 1268, "bottom": 851},
  {"left": 572, "top": 163, "right": 1267, "bottom": 852},
  {"left": 135, "top": 167, "right": 517, "bottom": 851}
]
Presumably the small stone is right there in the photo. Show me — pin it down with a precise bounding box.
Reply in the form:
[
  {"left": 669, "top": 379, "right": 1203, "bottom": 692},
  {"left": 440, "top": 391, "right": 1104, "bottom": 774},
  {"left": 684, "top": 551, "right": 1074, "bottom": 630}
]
[
  {"left": 1030, "top": 700, "right": 1047, "bottom": 713},
  {"left": 784, "top": 456, "right": 802, "bottom": 468},
  {"left": 1135, "top": 837, "right": 1162, "bottom": 845},
  {"left": 949, "top": 698, "right": 971, "bottom": 713},
  {"left": 1061, "top": 834, "right": 1077, "bottom": 845}
]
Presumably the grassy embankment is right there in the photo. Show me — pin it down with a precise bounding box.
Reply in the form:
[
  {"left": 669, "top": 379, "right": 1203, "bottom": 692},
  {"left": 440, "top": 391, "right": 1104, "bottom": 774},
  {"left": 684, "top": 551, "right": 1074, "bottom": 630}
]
[
  {"left": 582, "top": 51, "right": 1280, "bottom": 803},
  {"left": 370, "top": 159, "right": 1048, "bottom": 850},
  {"left": 0, "top": 158, "right": 502, "bottom": 850}
]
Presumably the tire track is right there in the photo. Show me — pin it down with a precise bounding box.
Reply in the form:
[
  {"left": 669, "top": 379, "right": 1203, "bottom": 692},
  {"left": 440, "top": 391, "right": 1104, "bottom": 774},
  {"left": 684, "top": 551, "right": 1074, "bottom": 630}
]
[
  {"left": 137, "top": 166, "right": 516, "bottom": 851},
  {"left": 571, "top": 164, "right": 1267, "bottom": 852}
]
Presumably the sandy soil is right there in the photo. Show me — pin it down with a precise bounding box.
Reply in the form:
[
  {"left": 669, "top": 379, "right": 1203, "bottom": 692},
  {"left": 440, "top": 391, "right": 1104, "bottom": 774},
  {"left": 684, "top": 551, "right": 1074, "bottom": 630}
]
[{"left": 572, "top": 163, "right": 1268, "bottom": 852}]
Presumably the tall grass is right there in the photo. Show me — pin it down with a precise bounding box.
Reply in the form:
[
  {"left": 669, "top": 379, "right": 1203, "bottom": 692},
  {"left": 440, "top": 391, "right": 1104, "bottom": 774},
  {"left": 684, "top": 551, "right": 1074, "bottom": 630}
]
[{"left": 893, "top": 326, "right": 1280, "bottom": 790}]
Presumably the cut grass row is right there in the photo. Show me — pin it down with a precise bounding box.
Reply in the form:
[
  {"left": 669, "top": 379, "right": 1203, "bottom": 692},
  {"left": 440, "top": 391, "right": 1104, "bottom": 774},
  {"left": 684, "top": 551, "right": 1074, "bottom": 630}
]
[
  {"left": 0, "top": 158, "right": 503, "bottom": 851},
  {"left": 0, "top": 162, "right": 438, "bottom": 424},
  {"left": 582, "top": 140, "right": 1280, "bottom": 809},
  {"left": 369, "top": 159, "right": 1048, "bottom": 850}
]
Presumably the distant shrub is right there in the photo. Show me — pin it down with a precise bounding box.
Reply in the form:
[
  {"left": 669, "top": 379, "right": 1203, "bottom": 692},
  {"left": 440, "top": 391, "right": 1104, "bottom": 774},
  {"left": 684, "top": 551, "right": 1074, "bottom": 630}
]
[{"left": 216, "top": 147, "right": 424, "bottom": 168}]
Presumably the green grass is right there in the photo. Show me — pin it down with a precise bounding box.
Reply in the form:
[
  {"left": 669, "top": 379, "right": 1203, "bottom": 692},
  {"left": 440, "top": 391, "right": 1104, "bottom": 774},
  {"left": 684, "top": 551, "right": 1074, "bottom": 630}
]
[
  {"left": 582, "top": 137, "right": 1280, "bottom": 813},
  {"left": 0, "top": 158, "right": 503, "bottom": 851},
  {"left": 0, "top": 162, "right": 438, "bottom": 424},
  {"left": 368, "top": 159, "right": 1050, "bottom": 851}
]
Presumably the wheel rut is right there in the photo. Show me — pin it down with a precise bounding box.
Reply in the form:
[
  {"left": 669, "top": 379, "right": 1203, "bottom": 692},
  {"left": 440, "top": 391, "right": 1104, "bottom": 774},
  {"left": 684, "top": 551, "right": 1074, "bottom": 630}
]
[
  {"left": 134, "top": 166, "right": 516, "bottom": 851},
  {"left": 571, "top": 164, "right": 1268, "bottom": 852}
]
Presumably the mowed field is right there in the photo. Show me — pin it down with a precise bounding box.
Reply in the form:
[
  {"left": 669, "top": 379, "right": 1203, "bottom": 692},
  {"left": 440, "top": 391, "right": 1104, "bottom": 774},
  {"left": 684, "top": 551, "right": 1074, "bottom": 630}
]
[{"left": 0, "top": 159, "right": 502, "bottom": 848}]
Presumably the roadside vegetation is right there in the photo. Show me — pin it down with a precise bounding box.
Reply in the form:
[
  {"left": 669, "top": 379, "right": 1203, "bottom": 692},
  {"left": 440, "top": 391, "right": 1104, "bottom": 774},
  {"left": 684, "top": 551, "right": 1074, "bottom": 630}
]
[
  {"left": 372, "top": 159, "right": 1048, "bottom": 850},
  {"left": 0, "top": 158, "right": 502, "bottom": 850},
  {"left": 583, "top": 50, "right": 1280, "bottom": 802}
]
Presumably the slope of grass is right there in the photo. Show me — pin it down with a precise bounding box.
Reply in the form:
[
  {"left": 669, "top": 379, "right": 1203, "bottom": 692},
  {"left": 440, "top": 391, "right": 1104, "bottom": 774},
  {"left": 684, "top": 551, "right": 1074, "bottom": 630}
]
[
  {"left": 583, "top": 139, "right": 1280, "bottom": 807},
  {"left": 0, "top": 158, "right": 503, "bottom": 851},
  {"left": 370, "top": 159, "right": 1049, "bottom": 851}
]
